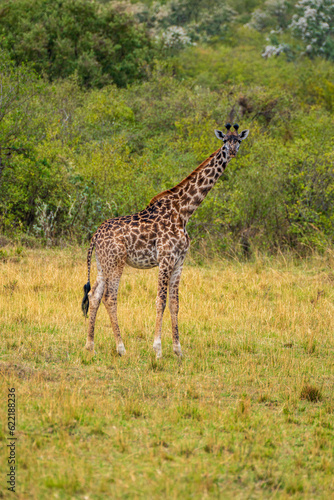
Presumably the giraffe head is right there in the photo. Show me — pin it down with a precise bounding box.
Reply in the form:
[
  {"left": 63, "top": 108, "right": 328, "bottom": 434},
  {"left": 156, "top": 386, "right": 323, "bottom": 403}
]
[{"left": 214, "top": 123, "right": 249, "bottom": 158}]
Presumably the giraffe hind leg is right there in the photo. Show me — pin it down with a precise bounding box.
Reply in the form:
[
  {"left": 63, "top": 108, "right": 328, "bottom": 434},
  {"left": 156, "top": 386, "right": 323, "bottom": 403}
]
[
  {"left": 85, "top": 273, "right": 105, "bottom": 353},
  {"left": 102, "top": 261, "right": 126, "bottom": 356}
]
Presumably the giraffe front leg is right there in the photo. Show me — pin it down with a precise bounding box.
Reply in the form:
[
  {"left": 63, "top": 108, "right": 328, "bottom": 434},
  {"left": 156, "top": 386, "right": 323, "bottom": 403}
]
[
  {"left": 169, "top": 261, "right": 184, "bottom": 358},
  {"left": 153, "top": 264, "right": 170, "bottom": 359}
]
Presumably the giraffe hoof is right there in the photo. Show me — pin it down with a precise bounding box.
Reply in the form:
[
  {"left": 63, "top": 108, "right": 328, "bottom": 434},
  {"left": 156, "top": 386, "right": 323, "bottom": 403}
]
[
  {"left": 117, "top": 343, "right": 126, "bottom": 356},
  {"left": 173, "top": 344, "right": 182, "bottom": 357},
  {"left": 153, "top": 340, "right": 162, "bottom": 359},
  {"left": 85, "top": 341, "right": 95, "bottom": 353}
]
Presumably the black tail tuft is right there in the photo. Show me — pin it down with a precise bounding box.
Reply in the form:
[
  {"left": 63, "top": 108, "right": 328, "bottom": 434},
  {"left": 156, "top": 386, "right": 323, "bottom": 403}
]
[{"left": 81, "top": 281, "right": 91, "bottom": 318}]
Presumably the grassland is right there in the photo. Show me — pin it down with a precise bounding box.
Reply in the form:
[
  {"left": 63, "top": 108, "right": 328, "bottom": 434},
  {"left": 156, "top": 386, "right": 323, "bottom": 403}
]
[{"left": 0, "top": 247, "right": 334, "bottom": 499}]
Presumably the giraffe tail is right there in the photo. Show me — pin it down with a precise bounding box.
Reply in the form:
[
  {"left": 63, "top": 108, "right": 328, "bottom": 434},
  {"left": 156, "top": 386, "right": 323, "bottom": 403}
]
[{"left": 81, "top": 235, "right": 96, "bottom": 317}]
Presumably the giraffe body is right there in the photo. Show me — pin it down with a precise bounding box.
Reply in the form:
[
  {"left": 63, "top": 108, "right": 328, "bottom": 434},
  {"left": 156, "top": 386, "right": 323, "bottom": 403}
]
[{"left": 83, "top": 125, "right": 249, "bottom": 358}]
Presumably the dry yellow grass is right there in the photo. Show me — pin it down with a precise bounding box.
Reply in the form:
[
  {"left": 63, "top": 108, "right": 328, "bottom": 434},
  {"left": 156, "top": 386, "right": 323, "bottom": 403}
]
[{"left": 0, "top": 246, "right": 334, "bottom": 499}]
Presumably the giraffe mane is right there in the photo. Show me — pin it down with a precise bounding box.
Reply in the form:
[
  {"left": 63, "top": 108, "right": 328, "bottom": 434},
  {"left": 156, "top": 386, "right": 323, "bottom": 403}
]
[{"left": 148, "top": 147, "right": 222, "bottom": 207}]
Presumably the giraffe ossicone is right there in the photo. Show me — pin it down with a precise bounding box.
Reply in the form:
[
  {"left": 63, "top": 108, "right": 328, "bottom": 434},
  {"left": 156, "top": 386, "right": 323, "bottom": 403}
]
[{"left": 82, "top": 126, "right": 249, "bottom": 358}]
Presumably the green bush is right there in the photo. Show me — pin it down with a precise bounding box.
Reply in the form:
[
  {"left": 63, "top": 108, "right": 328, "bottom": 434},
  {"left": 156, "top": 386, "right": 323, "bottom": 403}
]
[
  {"left": 0, "top": 0, "right": 155, "bottom": 87},
  {"left": 1, "top": 6, "right": 334, "bottom": 255}
]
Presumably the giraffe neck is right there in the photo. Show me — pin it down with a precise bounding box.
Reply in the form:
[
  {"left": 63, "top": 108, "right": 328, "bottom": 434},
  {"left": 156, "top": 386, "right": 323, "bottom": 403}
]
[{"left": 173, "top": 146, "right": 229, "bottom": 224}]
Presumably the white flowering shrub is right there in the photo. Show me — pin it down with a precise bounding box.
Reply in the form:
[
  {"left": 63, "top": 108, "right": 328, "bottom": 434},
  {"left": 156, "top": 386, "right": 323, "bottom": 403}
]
[
  {"left": 148, "top": 0, "right": 236, "bottom": 44},
  {"left": 160, "top": 26, "right": 193, "bottom": 49},
  {"left": 266, "top": 0, "right": 293, "bottom": 28},
  {"left": 262, "top": 43, "right": 289, "bottom": 58},
  {"left": 247, "top": 0, "right": 291, "bottom": 31},
  {"left": 289, "top": 0, "right": 334, "bottom": 58},
  {"left": 246, "top": 9, "right": 270, "bottom": 31},
  {"left": 194, "top": 5, "right": 237, "bottom": 39}
]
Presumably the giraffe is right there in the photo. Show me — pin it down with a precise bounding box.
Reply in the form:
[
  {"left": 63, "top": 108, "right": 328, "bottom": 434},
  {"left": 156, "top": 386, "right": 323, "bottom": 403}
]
[{"left": 82, "top": 123, "right": 249, "bottom": 358}]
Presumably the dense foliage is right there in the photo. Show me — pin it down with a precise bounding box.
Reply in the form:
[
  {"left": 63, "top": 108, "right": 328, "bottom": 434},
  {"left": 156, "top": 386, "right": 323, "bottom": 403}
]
[
  {"left": 0, "top": 0, "right": 334, "bottom": 255},
  {"left": 0, "top": 0, "right": 155, "bottom": 87}
]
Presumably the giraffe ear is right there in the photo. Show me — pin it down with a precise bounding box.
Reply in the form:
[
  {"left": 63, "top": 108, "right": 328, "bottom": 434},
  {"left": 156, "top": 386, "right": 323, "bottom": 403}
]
[
  {"left": 214, "top": 130, "right": 226, "bottom": 141},
  {"left": 239, "top": 129, "right": 249, "bottom": 141}
]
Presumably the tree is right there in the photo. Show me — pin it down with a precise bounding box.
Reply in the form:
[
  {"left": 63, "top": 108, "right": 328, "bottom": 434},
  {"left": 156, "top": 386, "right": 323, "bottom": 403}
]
[
  {"left": 290, "top": 0, "right": 334, "bottom": 60},
  {"left": 0, "top": 0, "right": 155, "bottom": 88},
  {"left": 0, "top": 52, "right": 43, "bottom": 178}
]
